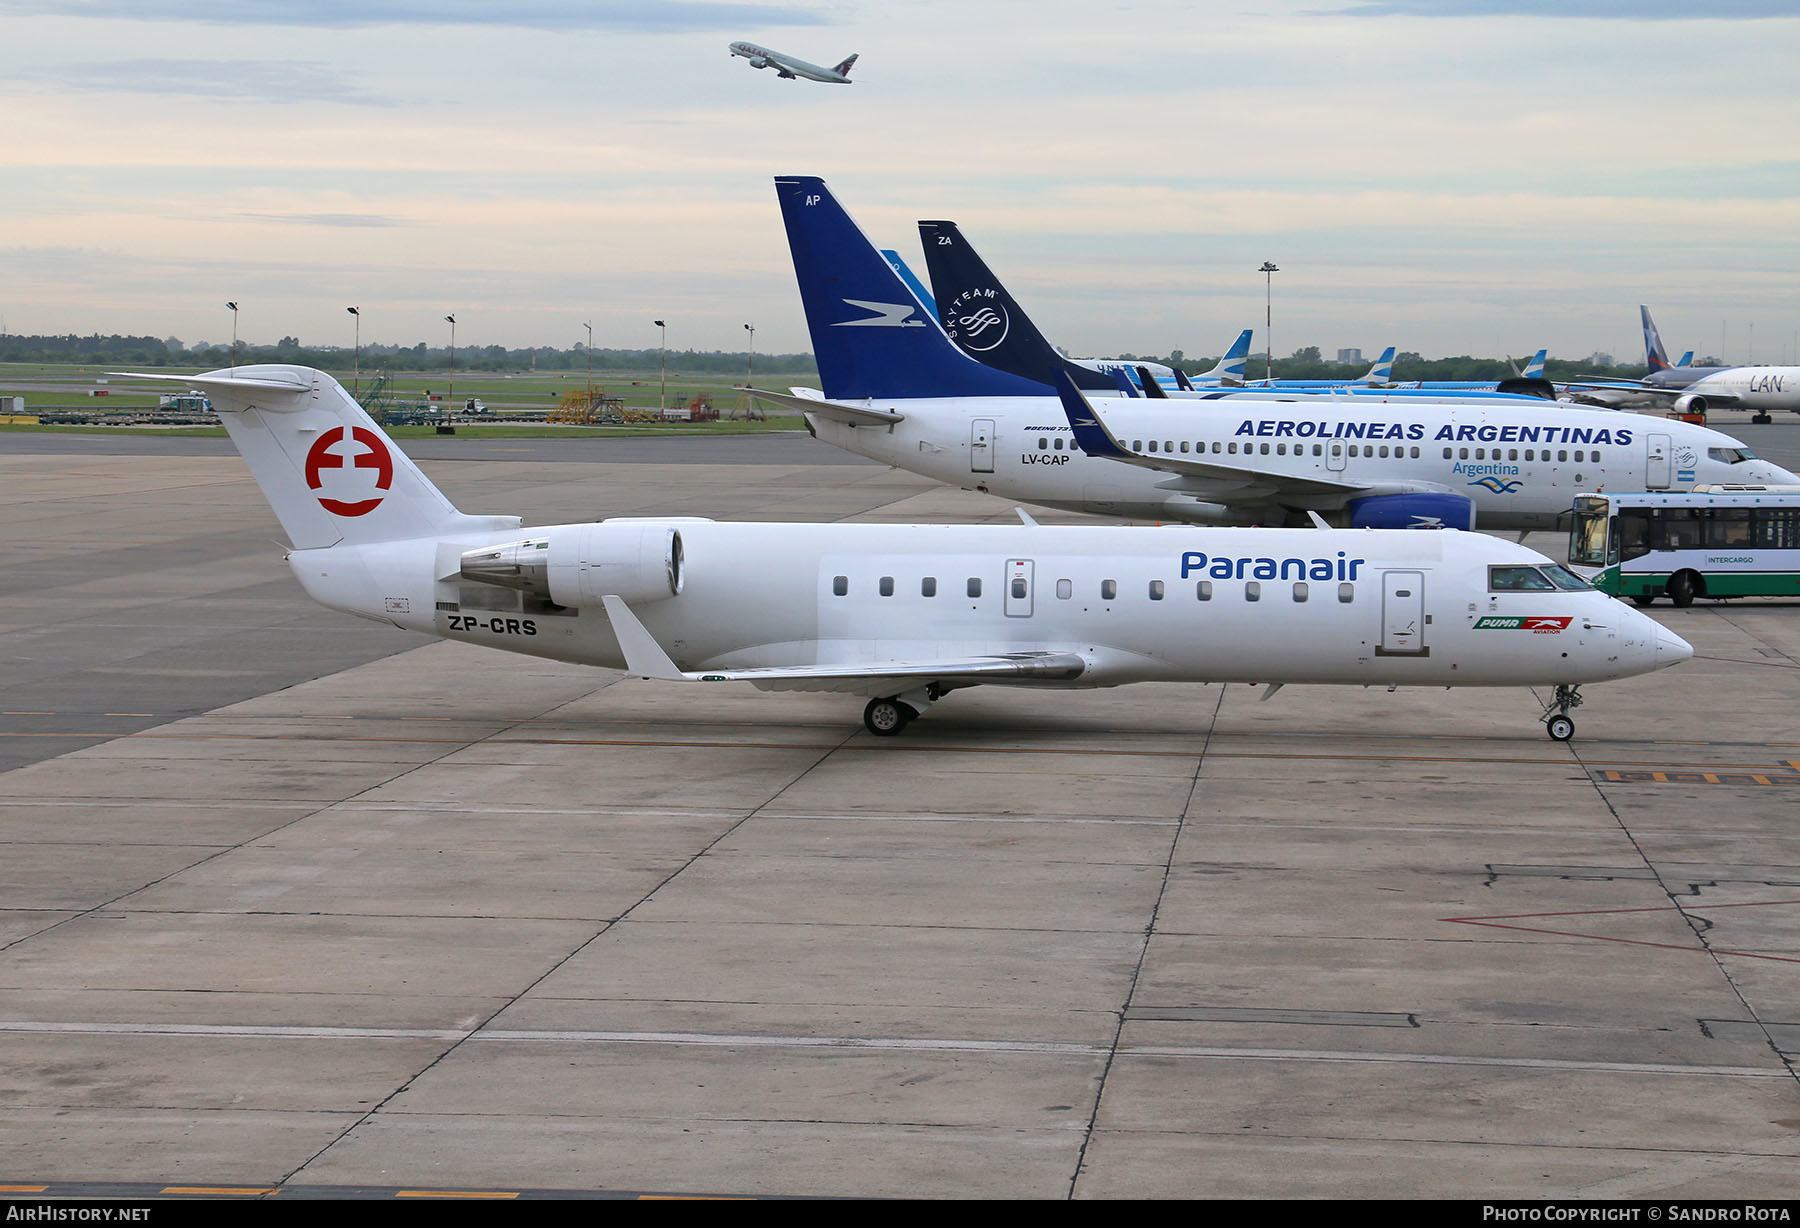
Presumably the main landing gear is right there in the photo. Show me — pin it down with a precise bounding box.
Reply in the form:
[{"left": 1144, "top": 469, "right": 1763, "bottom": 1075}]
[
  {"left": 862, "top": 687, "right": 940, "bottom": 737},
  {"left": 1541, "top": 684, "right": 1584, "bottom": 742}
]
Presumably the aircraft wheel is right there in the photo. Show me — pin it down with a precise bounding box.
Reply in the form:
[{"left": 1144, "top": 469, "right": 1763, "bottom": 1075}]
[
  {"left": 1668, "top": 571, "right": 1696, "bottom": 608},
  {"left": 1630, "top": 594, "right": 1656, "bottom": 608},
  {"left": 1546, "top": 714, "right": 1575, "bottom": 742},
  {"left": 1753, "top": 413, "right": 1773, "bottom": 424},
  {"left": 863, "top": 698, "right": 915, "bottom": 737}
]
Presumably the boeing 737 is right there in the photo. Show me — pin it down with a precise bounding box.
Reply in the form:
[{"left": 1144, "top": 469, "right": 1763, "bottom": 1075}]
[
  {"left": 1560, "top": 306, "right": 1800, "bottom": 422},
  {"left": 138, "top": 363, "right": 1690, "bottom": 741},
  {"left": 729, "top": 41, "right": 857, "bottom": 82},
  {"left": 757, "top": 178, "right": 1798, "bottom": 531}
]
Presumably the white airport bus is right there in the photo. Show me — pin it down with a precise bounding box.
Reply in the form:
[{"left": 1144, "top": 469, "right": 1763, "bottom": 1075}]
[{"left": 1567, "top": 485, "right": 1800, "bottom": 606}]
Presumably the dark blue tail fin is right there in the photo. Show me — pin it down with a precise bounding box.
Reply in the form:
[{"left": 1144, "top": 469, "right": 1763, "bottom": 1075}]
[
  {"left": 916, "top": 218, "right": 1118, "bottom": 391},
  {"left": 1640, "top": 305, "right": 1672, "bottom": 373},
  {"left": 775, "top": 177, "right": 1046, "bottom": 399}
]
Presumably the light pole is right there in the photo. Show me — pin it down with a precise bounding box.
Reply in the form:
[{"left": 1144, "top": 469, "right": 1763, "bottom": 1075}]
[
  {"left": 654, "top": 319, "right": 667, "bottom": 411},
  {"left": 346, "top": 306, "right": 360, "bottom": 399},
  {"left": 1258, "top": 262, "right": 1278, "bottom": 382},
  {"left": 582, "top": 321, "right": 593, "bottom": 403},
  {"left": 743, "top": 323, "right": 755, "bottom": 387},
  {"left": 444, "top": 314, "right": 456, "bottom": 409},
  {"left": 226, "top": 301, "right": 238, "bottom": 371}
]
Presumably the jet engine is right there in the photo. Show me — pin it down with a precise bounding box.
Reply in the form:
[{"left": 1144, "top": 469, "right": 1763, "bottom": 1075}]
[
  {"left": 1672, "top": 393, "right": 1709, "bottom": 415},
  {"left": 1346, "top": 492, "right": 1475, "bottom": 531},
  {"left": 460, "top": 522, "right": 684, "bottom": 606},
  {"left": 748, "top": 56, "right": 768, "bottom": 68}
]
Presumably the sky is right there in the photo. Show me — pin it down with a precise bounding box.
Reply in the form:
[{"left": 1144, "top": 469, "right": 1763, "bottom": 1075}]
[{"left": 3, "top": 0, "right": 1798, "bottom": 364}]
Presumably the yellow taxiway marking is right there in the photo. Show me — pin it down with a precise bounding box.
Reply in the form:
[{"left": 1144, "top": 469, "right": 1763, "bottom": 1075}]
[
  {"left": 0, "top": 1186, "right": 49, "bottom": 1193},
  {"left": 161, "top": 1187, "right": 279, "bottom": 1196}
]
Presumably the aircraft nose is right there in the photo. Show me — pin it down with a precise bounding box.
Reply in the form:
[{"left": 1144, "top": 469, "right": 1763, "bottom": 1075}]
[{"left": 1654, "top": 624, "right": 1693, "bottom": 669}]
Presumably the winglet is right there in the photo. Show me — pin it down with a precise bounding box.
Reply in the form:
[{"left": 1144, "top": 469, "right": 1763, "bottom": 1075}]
[
  {"left": 602, "top": 595, "right": 689, "bottom": 680},
  {"left": 1052, "top": 369, "right": 1132, "bottom": 460}
]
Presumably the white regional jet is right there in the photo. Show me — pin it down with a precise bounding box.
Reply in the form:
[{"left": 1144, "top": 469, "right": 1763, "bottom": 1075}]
[
  {"left": 757, "top": 177, "right": 1798, "bottom": 531},
  {"left": 729, "top": 41, "right": 857, "bottom": 82},
  {"left": 143, "top": 364, "right": 1687, "bottom": 741}
]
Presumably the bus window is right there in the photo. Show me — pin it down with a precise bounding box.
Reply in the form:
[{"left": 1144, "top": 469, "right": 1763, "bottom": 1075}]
[
  {"left": 1704, "top": 508, "right": 1752, "bottom": 548},
  {"left": 1569, "top": 501, "right": 1611, "bottom": 568},
  {"left": 1647, "top": 507, "right": 1700, "bottom": 550},
  {"left": 1753, "top": 509, "right": 1800, "bottom": 550},
  {"left": 1614, "top": 514, "right": 1649, "bottom": 562}
]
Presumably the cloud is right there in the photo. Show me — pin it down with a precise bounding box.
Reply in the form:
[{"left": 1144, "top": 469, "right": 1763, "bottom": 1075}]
[
  {"left": 234, "top": 213, "right": 411, "bottom": 228},
  {"left": 1322, "top": 0, "right": 1796, "bottom": 17},
  {"left": 7, "top": 60, "right": 397, "bottom": 106},
  {"left": 0, "top": 1, "right": 831, "bottom": 31}
]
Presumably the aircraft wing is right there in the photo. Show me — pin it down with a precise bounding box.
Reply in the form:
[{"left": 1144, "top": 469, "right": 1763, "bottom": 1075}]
[
  {"left": 1052, "top": 371, "right": 1369, "bottom": 502},
  {"left": 602, "top": 596, "right": 1085, "bottom": 693},
  {"left": 1558, "top": 381, "right": 1742, "bottom": 410},
  {"left": 747, "top": 386, "right": 904, "bottom": 425}
]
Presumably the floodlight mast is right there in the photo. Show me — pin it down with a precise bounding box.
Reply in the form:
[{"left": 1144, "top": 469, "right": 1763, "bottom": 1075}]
[{"left": 1258, "top": 261, "right": 1278, "bottom": 382}]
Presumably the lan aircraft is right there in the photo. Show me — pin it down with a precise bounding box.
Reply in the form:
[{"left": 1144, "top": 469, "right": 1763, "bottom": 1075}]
[
  {"left": 1560, "top": 306, "right": 1800, "bottom": 422},
  {"left": 729, "top": 41, "right": 857, "bottom": 82},
  {"left": 759, "top": 176, "right": 1796, "bottom": 532},
  {"left": 141, "top": 363, "right": 1687, "bottom": 741}
]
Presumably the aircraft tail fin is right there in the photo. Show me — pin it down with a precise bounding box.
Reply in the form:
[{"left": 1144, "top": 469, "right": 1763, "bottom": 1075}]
[
  {"left": 915, "top": 218, "right": 1116, "bottom": 391},
  {"left": 1676, "top": 349, "right": 1694, "bottom": 368},
  {"left": 122, "top": 365, "right": 518, "bottom": 551},
  {"left": 1520, "top": 348, "right": 1547, "bottom": 379},
  {"left": 1198, "top": 328, "right": 1253, "bottom": 385},
  {"left": 1641, "top": 305, "right": 1672, "bottom": 372},
  {"left": 775, "top": 177, "right": 1047, "bottom": 400},
  {"left": 832, "top": 53, "right": 858, "bottom": 77},
  {"left": 1361, "top": 346, "right": 1396, "bottom": 385}
]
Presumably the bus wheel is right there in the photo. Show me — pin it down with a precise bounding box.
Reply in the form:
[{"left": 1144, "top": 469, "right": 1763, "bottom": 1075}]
[
  {"left": 1630, "top": 594, "right": 1656, "bottom": 608},
  {"left": 1668, "top": 572, "right": 1696, "bottom": 608}
]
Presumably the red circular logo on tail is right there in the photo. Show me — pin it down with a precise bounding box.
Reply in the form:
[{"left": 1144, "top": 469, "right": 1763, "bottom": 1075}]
[{"left": 304, "top": 426, "right": 393, "bottom": 517}]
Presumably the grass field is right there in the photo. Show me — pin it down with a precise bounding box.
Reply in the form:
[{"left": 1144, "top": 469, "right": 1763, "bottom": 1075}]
[{"left": 0, "top": 362, "right": 819, "bottom": 434}]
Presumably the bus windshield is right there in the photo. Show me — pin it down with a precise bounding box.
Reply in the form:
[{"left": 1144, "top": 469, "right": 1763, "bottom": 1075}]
[{"left": 1569, "top": 498, "right": 1611, "bottom": 568}]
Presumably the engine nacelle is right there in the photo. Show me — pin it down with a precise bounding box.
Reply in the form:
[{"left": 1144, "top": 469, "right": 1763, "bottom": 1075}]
[
  {"left": 749, "top": 56, "right": 768, "bottom": 68},
  {"left": 1347, "top": 492, "right": 1475, "bottom": 531},
  {"left": 460, "top": 521, "right": 684, "bottom": 606},
  {"left": 1673, "top": 393, "right": 1709, "bottom": 415}
]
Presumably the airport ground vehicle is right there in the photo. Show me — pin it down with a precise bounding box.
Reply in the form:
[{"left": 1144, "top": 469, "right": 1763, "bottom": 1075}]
[{"left": 1567, "top": 486, "right": 1800, "bottom": 605}]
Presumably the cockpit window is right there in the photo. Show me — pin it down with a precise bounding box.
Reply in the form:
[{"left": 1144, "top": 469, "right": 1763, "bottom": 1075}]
[
  {"left": 1489, "top": 565, "right": 1555, "bottom": 592},
  {"left": 1708, "top": 447, "right": 1758, "bottom": 464},
  {"left": 1539, "top": 564, "right": 1592, "bottom": 591}
]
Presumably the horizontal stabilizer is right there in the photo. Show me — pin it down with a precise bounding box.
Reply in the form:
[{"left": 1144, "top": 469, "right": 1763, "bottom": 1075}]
[{"left": 748, "top": 387, "right": 903, "bottom": 424}]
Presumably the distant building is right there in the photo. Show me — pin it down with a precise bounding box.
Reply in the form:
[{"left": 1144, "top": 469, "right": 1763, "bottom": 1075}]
[
  {"left": 1589, "top": 351, "right": 1614, "bottom": 368},
  {"left": 1336, "top": 348, "right": 1363, "bottom": 365}
]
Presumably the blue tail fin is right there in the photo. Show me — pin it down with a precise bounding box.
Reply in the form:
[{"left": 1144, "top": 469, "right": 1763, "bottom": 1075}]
[
  {"left": 1640, "top": 305, "right": 1671, "bottom": 372},
  {"left": 1361, "top": 345, "right": 1396, "bottom": 385},
  {"left": 1520, "top": 348, "right": 1547, "bottom": 379},
  {"left": 775, "top": 177, "right": 1047, "bottom": 399},
  {"left": 1675, "top": 349, "right": 1693, "bottom": 368},
  {"left": 1205, "top": 328, "right": 1253, "bottom": 384},
  {"left": 915, "top": 218, "right": 1118, "bottom": 391}
]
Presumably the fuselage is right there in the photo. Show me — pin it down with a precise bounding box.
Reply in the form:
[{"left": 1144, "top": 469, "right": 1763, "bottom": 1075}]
[
  {"left": 804, "top": 395, "right": 1797, "bottom": 529},
  {"left": 292, "top": 520, "right": 1683, "bottom": 691}
]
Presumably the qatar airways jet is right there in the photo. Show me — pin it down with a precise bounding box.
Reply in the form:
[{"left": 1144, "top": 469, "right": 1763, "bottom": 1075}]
[{"left": 729, "top": 41, "right": 857, "bottom": 82}]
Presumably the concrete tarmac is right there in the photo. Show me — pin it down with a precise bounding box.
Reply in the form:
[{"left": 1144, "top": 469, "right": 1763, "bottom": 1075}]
[{"left": 1, "top": 433, "right": 1798, "bottom": 1199}]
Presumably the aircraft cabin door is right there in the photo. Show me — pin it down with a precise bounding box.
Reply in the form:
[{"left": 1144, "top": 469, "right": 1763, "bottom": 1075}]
[
  {"left": 1327, "top": 441, "right": 1347, "bottom": 473},
  {"left": 1378, "top": 570, "right": 1428, "bottom": 656},
  {"left": 1646, "top": 433, "right": 1672, "bottom": 489},
  {"left": 1005, "top": 558, "right": 1034, "bottom": 617},
  {"left": 971, "top": 419, "right": 995, "bottom": 473}
]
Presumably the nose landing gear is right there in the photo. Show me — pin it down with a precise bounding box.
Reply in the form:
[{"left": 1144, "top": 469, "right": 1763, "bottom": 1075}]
[{"left": 1542, "top": 684, "right": 1584, "bottom": 741}]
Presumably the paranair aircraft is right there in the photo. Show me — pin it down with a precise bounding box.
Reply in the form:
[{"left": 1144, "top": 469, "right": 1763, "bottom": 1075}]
[
  {"left": 755, "top": 176, "right": 1797, "bottom": 531},
  {"left": 128, "top": 364, "right": 1688, "bottom": 741}
]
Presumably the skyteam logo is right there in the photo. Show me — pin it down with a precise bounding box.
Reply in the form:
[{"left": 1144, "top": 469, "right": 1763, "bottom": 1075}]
[
  {"left": 946, "top": 288, "right": 1010, "bottom": 353},
  {"left": 833, "top": 299, "right": 925, "bottom": 328},
  {"left": 1468, "top": 476, "right": 1524, "bottom": 494}
]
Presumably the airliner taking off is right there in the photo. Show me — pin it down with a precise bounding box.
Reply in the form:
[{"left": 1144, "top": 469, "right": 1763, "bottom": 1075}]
[
  {"left": 759, "top": 177, "right": 1797, "bottom": 531},
  {"left": 729, "top": 41, "right": 857, "bottom": 82},
  {"left": 143, "top": 363, "right": 1689, "bottom": 742}
]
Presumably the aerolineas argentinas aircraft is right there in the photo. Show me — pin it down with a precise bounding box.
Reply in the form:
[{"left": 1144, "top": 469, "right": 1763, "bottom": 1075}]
[
  {"left": 759, "top": 176, "right": 1797, "bottom": 530},
  {"left": 728, "top": 41, "right": 857, "bottom": 82},
  {"left": 161, "top": 364, "right": 1687, "bottom": 741}
]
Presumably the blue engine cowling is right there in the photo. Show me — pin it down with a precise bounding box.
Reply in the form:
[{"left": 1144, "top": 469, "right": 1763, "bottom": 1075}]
[{"left": 1347, "top": 492, "right": 1475, "bottom": 530}]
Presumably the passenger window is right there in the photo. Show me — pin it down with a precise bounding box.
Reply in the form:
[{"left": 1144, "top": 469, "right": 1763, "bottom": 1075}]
[
  {"left": 1276, "top": 443, "right": 1286, "bottom": 456},
  {"left": 1410, "top": 447, "right": 1420, "bottom": 458},
  {"left": 1293, "top": 581, "right": 1308, "bottom": 602},
  {"left": 1196, "top": 581, "right": 1212, "bottom": 601},
  {"left": 967, "top": 578, "right": 982, "bottom": 598},
  {"left": 1378, "top": 446, "right": 1389, "bottom": 458},
  {"left": 1101, "top": 580, "right": 1117, "bottom": 600},
  {"left": 833, "top": 576, "right": 848, "bottom": 596},
  {"left": 1133, "top": 439, "right": 1143, "bottom": 451},
  {"left": 1056, "top": 578, "right": 1072, "bottom": 599},
  {"left": 1314, "top": 444, "right": 1323, "bottom": 457},
  {"left": 1459, "top": 448, "right": 1469, "bottom": 460},
  {"left": 1149, "top": 580, "right": 1165, "bottom": 600},
  {"left": 1443, "top": 447, "right": 1453, "bottom": 459},
  {"left": 1038, "top": 438, "right": 1048, "bottom": 449},
  {"left": 1260, "top": 443, "right": 1271, "bottom": 455},
  {"left": 1245, "top": 581, "right": 1261, "bottom": 602},
  {"left": 879, "top": 576, "right": 894, "bottom": 597},
  {"left": 1558, "top": 450, "right": 1568, "bottom": 462},
  {"left": 922, "top": 577, "right": 937, "bottom": 597},
  {"left": 1228, "top": 442, "right": 1238, "bottom": 454},
  {"left": 1054, "top": 437, "right": 1064, "bottom": 450},
  {"left": 1508, "top": 449, "right": 1518, "bottom": 461},
  {"left": 1148, "top": 440, "right": 1158, "bottom": 453},
  {"left": 1180, "top": 442, "right": 1190, "bottom": 453},
  {"left": 1337, "top": 582, "right": 1354, "bottom": 603}
]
